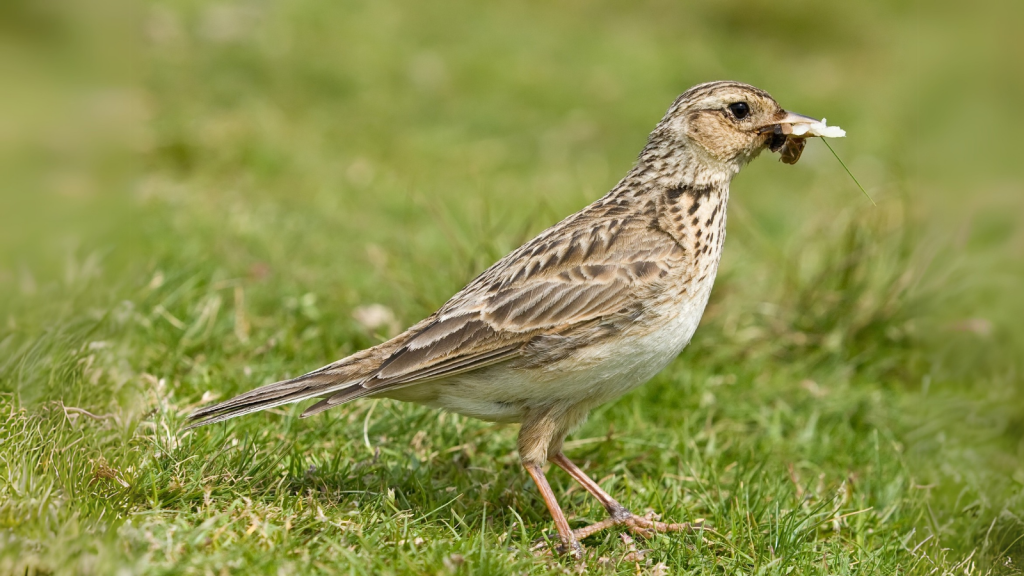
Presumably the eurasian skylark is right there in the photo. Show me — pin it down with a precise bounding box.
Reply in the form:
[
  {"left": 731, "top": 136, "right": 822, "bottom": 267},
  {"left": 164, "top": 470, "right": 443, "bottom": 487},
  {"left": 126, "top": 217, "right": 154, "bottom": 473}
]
[{"left": 188, "top": 81, "right": 834, "bottom": 557}]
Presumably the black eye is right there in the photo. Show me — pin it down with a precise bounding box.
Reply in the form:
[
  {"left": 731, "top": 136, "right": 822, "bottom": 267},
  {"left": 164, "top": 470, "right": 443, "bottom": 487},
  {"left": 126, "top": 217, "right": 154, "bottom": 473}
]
[{"left": 727, "top": 102, "right": 750, "bottom": 119}]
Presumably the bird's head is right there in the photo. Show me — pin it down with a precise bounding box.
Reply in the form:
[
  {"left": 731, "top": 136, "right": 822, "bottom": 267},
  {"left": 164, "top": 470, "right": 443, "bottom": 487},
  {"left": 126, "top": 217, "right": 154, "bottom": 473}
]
[{"left": 647, "top": 81, "right": 820, "bottom": 178}]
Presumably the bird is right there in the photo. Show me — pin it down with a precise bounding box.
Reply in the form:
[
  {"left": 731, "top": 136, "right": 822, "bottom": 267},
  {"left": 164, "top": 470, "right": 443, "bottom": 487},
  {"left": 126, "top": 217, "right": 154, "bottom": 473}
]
[{"left": 187, "top": 81, "right": 825, "bottom": 557}]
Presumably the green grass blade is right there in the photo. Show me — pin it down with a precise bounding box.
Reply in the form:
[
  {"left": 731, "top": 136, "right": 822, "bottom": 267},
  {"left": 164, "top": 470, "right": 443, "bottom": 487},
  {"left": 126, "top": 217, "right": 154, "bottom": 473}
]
[{"left": 823, "top": 139, "right": 877, "bottom": 206}]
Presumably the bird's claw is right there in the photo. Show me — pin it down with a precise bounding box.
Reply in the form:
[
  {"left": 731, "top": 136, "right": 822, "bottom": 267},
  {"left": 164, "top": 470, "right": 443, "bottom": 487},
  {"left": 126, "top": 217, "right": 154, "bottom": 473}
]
[
  {"left": 530, "top": 534, "right": 583, "bottom": 561},
  {"left": 556, "top": 539, "right": 584, "bottom": 560},
  {"left": 572, "top": 510, "right": 703, "bottom": 541},
  {"left": 623, "top": 513, "right": 695, "bottom": 538}
]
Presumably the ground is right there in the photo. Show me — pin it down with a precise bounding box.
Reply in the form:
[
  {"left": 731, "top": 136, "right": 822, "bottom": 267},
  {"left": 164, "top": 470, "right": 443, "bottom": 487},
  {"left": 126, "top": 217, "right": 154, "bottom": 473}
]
[{"left": 1, "top": 0, "right": 1023, "bottom": 574}]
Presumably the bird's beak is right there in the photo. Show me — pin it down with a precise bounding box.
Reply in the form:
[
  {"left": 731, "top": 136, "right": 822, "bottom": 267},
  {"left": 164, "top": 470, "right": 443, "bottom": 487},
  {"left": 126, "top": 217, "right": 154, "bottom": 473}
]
[
  {"left": 777, "top": 111, "right": 819, "bottom": 135},
  {"left": 759, "top": 111, "right": 819, "bottom": 135},
  {"left": 760, "top": 110, "right": 818, "bottom": 165}
]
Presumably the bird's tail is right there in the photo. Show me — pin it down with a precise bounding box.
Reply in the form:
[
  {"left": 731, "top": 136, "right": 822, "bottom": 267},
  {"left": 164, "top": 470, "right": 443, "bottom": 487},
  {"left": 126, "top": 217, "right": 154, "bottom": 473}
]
[
  {"left": 183, "top": 361, "right": 373, "bottom": 430},
  {"left": 185, "top": 319, "right": 428, "bottom": 430}
]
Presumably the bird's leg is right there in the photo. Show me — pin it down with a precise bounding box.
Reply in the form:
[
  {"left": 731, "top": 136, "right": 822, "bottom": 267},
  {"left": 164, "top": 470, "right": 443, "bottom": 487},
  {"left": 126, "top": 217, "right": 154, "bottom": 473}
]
[
  {"left": 548, "top": 452, "right": 700, "bottom": 540},
  {"left": 523, "top": 462, "right": 583, "bottom": 559}
]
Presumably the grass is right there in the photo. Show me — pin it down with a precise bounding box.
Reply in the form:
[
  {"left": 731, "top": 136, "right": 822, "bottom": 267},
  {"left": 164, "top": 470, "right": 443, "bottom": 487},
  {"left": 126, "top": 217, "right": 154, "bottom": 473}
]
[{"left": 2, "top": 0, "right": 1023, "bottom": 574}]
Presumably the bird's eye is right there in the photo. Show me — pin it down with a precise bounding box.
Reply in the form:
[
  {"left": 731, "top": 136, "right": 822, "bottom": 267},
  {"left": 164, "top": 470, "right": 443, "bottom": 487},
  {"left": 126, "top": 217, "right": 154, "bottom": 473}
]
[{"left": 727, "top": 102, "right": 750, "bottom": 119}]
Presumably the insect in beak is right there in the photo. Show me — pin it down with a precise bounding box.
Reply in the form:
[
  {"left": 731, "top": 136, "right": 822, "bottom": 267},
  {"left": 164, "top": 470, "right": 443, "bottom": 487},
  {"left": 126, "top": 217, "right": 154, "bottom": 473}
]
[{"left": 760, "top": 111, "right": 818, "bottom": 164}]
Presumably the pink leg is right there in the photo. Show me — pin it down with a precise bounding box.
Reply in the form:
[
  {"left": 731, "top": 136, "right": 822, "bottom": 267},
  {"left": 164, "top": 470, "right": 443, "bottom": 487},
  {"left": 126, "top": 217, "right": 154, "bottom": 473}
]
[
  {"left": 549, "top": 452, "right": 701, "bottom": 540},
  {"left": 524, "top": 461, "right": 583, "bottom": 559}
]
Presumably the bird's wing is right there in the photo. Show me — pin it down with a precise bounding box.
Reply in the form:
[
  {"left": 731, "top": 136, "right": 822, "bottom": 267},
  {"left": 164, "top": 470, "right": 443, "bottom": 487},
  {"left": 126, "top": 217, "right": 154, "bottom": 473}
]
[
  {"left": 302, "top": 210, "right": 685, "bottom": 415},
  {"left": 187, "top": 203, "right": 687, "bottom": 427}
]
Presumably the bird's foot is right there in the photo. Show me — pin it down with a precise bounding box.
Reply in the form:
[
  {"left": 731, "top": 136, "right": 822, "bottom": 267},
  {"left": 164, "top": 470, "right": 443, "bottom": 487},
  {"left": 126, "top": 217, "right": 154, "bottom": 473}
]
[
  {"left": 572, "top": 508, "right": 703, "bottom": 541},
  {"left": 530, "top": 534, "right": 583, "bottom": 560},
  {"left": 622, "top": 511, "right": 699, "bottom": 539},
  {"left": 557, "top": 538, "right": 584, "bottom": 560}
]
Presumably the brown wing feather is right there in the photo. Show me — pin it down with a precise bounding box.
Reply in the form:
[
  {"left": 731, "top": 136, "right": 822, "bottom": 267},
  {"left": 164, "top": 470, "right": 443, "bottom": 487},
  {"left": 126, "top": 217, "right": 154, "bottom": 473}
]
[
  {"left": 191, "top": 198, "right": 687, "bottom": 426},
  {"left": 307, "top": 210, "right": 684, "bottom": 411}
]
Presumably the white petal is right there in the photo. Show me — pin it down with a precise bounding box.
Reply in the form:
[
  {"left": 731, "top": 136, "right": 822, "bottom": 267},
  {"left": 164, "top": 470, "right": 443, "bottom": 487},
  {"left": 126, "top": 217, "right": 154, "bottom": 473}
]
[{"left": 790, "top": 118, "right": 846, "bottom": 138}]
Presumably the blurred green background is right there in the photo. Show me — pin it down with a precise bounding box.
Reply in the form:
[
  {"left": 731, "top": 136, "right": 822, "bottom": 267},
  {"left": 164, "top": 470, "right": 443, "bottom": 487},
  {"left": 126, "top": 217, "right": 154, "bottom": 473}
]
[{"left": 1, "top": 0, "right": 1022, "bottom": 574}]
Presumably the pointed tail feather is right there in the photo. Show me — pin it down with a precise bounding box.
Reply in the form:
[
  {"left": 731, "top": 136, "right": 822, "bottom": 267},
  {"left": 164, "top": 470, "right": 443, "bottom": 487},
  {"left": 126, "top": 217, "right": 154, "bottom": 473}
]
[
  {"left": 184, "top": 367, "right": 364, "bottom": 429},
  {"left": 300, "top": 384, "right": 377, "bottom": 418},
  {"left": 184, "top": 318, "right": 435, "bottom": 430}
]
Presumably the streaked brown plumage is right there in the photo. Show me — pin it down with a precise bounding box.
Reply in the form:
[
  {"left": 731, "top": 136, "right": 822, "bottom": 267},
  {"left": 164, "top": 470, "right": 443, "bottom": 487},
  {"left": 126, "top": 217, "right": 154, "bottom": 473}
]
[{"left": 187, "top": 81, "right": 826, "bottom": 557}]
